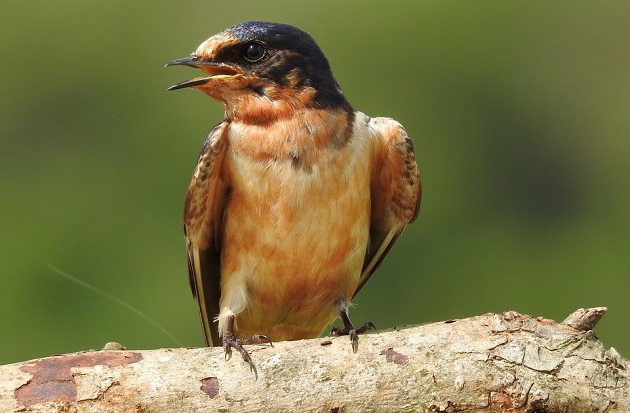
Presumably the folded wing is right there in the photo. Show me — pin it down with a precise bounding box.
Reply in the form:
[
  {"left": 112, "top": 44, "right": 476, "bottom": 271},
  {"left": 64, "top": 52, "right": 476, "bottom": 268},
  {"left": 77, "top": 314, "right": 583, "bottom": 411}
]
[
  {"left": 184, "top": 122, "right": 230, "bottom": 346},
  {"left": 355, "top": 117, "right": 421, "bottom": 297}
]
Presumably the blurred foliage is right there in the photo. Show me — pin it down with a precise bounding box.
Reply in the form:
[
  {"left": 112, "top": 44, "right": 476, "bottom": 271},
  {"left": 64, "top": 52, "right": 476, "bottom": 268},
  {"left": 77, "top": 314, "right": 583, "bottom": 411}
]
[{"left": 1, "top": 1, "right": 629, "bottom": 364}]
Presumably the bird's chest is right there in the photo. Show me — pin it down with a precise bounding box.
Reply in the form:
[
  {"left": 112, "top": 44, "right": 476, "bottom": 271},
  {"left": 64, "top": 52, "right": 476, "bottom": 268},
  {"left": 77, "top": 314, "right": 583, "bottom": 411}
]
[
  {"left": 226, "top": 118, "right": 370, "bottom": 220},
  {"left": 220, "top": 124, "right": 372, "bottom": 279},
  {"left": 225, "top": 138, "right": 370, "bottom": 234}
]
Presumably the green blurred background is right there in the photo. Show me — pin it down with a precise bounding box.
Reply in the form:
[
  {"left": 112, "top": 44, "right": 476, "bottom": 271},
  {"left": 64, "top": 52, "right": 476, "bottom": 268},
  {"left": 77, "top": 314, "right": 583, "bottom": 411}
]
[{"left": 1, "top": 2, "right": 629, "bottom": 365}]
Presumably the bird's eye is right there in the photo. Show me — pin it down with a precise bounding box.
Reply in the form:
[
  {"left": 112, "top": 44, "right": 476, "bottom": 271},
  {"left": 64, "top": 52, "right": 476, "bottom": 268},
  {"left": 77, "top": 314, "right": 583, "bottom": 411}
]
[{"left": 243, "top": 42, "right": 266, "bottom": 62}]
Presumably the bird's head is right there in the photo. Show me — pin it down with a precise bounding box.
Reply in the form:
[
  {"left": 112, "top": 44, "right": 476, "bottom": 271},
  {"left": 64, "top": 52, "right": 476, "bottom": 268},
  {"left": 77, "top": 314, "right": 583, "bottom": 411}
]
[{"left": 166, "top": 21, "right": 350, "bottom": 120}]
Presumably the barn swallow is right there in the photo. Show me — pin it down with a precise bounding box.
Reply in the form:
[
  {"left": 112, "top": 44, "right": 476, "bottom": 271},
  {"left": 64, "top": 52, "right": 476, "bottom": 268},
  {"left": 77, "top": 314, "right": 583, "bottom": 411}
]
[{"left": 166, "top": 21, "right": 421, "bottom": 372}]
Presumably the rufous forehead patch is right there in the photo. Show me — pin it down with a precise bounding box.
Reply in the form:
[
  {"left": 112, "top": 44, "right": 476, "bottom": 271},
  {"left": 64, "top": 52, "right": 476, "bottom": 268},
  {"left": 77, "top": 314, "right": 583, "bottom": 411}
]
[{"left": 194, "top": 34, "right": 241, "bottom": 59}]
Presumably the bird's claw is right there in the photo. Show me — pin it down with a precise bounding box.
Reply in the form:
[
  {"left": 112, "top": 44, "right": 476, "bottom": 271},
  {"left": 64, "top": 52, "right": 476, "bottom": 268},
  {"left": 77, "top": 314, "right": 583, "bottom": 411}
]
[
  {"left": 331, "top": 321, "right": 376, "bottom": 353},
  {"left": 222, "top": 333, "right": 273, "bottom": 379}
]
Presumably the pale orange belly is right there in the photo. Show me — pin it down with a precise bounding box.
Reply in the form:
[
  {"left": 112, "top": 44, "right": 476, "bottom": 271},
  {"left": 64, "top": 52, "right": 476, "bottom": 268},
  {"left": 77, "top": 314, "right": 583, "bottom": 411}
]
[{"left": 218, "top": 161, "right": 371, "bottom": 341}]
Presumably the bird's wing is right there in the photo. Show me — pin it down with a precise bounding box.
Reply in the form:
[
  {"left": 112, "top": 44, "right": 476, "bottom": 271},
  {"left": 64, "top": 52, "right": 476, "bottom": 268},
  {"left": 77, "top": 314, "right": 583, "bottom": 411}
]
[
  {"left": 184, "top": 122, "right": 230, "bottom": 346},
  {"left": 354, "top": 117, "right": 421, "bottom": 298}
]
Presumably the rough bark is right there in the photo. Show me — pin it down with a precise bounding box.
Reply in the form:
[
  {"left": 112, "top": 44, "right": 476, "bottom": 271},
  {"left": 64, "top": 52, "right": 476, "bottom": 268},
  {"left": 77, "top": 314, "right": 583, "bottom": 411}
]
[{"left": 0, "top": 308, "right": 626, "bottom": 412}]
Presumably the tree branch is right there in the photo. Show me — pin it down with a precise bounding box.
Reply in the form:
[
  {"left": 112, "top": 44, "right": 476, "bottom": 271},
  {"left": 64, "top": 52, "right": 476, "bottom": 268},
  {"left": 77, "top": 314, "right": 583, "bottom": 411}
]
[{"left": 1, "top": 308, "right": 626, "bottom": 412}]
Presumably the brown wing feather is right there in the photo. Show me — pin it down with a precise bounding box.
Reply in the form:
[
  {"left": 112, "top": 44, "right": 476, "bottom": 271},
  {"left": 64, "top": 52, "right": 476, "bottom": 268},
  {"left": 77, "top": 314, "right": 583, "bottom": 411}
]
[
  {"left": 354, "top": 117, "right": 421, "bottom": 298},
  {"left": 184, "top": 122, "right": 229, "bottom": 346}
]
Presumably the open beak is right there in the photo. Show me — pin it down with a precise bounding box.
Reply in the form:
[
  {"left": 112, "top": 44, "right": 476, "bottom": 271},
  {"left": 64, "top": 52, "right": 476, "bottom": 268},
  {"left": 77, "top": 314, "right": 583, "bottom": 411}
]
[{"left": 165, "top": 56, "right": 243, "bottom": 90}]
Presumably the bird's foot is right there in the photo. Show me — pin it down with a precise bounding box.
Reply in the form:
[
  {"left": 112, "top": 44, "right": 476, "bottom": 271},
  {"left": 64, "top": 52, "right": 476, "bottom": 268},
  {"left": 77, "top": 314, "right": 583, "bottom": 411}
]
[
  {"left": 331, "top": 311, "right": 376, "bottom": 353},
  {"left": 222, "top": 332, "right": 272, "bottom": 378}
]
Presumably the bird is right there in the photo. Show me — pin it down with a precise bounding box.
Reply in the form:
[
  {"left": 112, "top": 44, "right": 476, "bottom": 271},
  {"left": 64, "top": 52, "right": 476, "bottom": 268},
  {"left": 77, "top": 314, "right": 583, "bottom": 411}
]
[{"left": 166, "top": 21, "right": 421, "bottom": 371}]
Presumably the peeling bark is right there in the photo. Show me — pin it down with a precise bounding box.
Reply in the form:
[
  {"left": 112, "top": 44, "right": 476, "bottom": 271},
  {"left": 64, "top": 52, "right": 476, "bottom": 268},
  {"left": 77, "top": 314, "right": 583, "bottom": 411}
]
[{"left": 0, "top": 309, "right": 626, "bottom": 412}]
